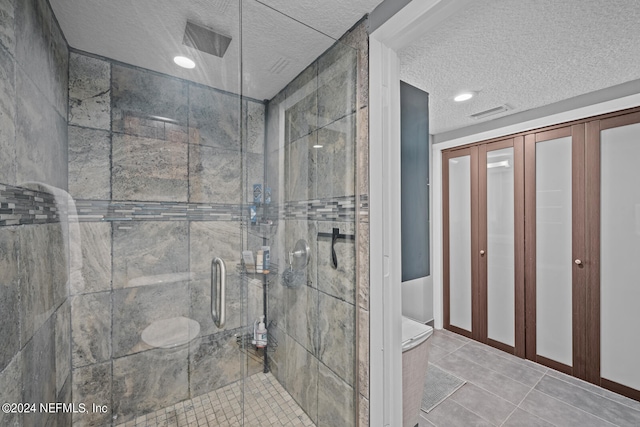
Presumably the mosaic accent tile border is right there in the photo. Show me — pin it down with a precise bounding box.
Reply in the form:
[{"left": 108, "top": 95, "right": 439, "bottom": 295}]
[
  {"left": 0, "top": 183, "right": 367, "bottom": 226},
  {"left": 0, "top": 183, "right": 60, "bottom": 226},
  {"left": 70, "top": 200, "right": 245, "bottom": 222},
  {"left": 71, "top": 196, "right": 365, "bottom": 223},
  {"left": 281, "top": 195, "right": 360, "bottom": 221}
]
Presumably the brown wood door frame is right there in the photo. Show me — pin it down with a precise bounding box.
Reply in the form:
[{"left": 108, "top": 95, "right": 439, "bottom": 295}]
[
  {"left": 442, "top": 147, "right": 476, "bottom": 338},
  {"left": 480, "top": 138, "right": 526, "bottom": 357},
  {"left": 443, "top": 139, "right": 525, "bottom": 356},
  {"left": 524, "top": 124, "right": 588, "bottom": 377}
]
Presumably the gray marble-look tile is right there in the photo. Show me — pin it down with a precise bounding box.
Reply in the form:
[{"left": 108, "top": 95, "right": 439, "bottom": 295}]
[
  {"left": 112, "top": 133, "right": 188, "bottom": 202},
  {"left": 54, "top": 374, "right": 72, "bottom": 427},
  {"left": 15, "top": 0, "right": 67, "bottom": 117},
  {"left": 422, "top": 398, "right": 493, "bottom": 427},
  {"left": 503, "top": 408, "right": 555, "bottom": 427},
  {"left": 188, "top": 84, "right": 240, "bottom": 150},
  {"left": 71, "top": 292, "right": 111, "bottom": 367},
  {"left": 285, "top": 283, "right": 318, "bottom": 355},
  {"left": 266, "top": 147, "right": 282, "bottom": 206},
  {"left": 285, "top": 132, "right": 315, "bottom": 202},
  {"left": 286, "top": 91, "right": 317, "bottom": 144},
  {"left": 356, "top": 106, "right": 369, "bottom": 197},
  {"left": 535, "top": 374, "right": 640, "bottom": 426},
  {"left": 112, "top": 64, "right": 188, "bottom": 133},
  {"left": 190, "top": 276, "right": 243, "bottom": 337},
  {"left": 358, "top": 307, "right": 369, "bottom": 399},
  {"left": 520, "top": 389, "right": 616, "bottom": 427},
  {"left": 112, "top": 282, "right": 189, "bottom": 358},
  {"left": 545, "top": 368, "right": 640, "bottom": 412},
  {"left": 339, "top": 21, "right": 367, "bottom": 106},
  {"left": 454, "top": 341, "right": 545, "bottom": 387},
  {"left": 189, "top": 220, "right": 242, "bottom": 276},
  {"left": 318, "top": 293, "right": 355, "bottom": 386},
  {"left": 318, "top": 361, "right": 355, "bottom": 427},
  {"left": 284, "top": 219, "right": 317, "bottom": 287},
  {"left": 72, "top": 361, "right": 112, "bottom": 427},
  {"left": 317, "top": 221, "right": 356, "bottom": 304},
  {"left": 69, "top": 222, "right": 111, "bottom": 295},
  {"left": 434, "top": 353, "right": 530, "bottom": 405},
  {"left": 267, "top": 324, "right": 288, "bottom": 385},
  {"left": 0, "top": 227, "right": 20, "bottom": 372},
  {"left": 284, "top": 62, "right": 317, "bottom": 144},
  {"left": 55, "top": 299, "right": 71, "bottom": 394},
  {"left": 0, "top": 352, "right": 22, "bottom": 427},
  {"left": 357, "top": 220, "right": 369, "bottom": 310},
  {"left": 0, "top": 44, "right": 16, "bottom": 186},
  {"left": 15, "top": 72, "right": 68, "bottom": 190},
  {"left": 68, "top": 126, "right": 111, "bottom": 199},
  {"left": 317, "top": 41, "right": 356, "bottom": 128},
  {"left": 285, "top": 337, "right": 319, "bottom": 424},
  {"left": 316, "top": 114, "right": 355, "bottom": 199},
  {"left": 0, "top": 0, "right": 15, "bottom": 54},
  {"left": 68, "top": 52, "right": 111, "bottom": 130},
  {"left": 246, "top": 152, "right": 264, "bottom": 203},
  {"left": 246, "top": 100, "right": 266, "bottom": 154},
  {"left": 21, "top": 313, "right": 56, "bottom": 427},
  {"left": 19, "top": 223, "right": 68, "bottom": 345},
  {"left": 188, "top": 144, "right": 241, "bottom": 204},
  {"left": 359, "top": 395, "right": 369, "bottom": 427},
  {"left": 189, "top": 330, "right": 261, "bottom": 397},
  {"left": 48, "top": 5, "right": 68, "bottom": 118},
  {"left": 449, "top": 382, "right": 516, "bottom": 425},
  {"left": 266, "top": 92, "right": 284, "bottom": 154},
  {"left": 112, "top": 221, "right": 188, "bottom": 289},
  {"left": 112, "top": 346, "right": 189, "bottom": 424}
]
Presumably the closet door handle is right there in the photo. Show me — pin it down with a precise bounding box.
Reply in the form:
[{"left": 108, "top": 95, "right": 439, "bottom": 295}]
[
  {"left": 480, "top": 250, "right": 485, "bottom": 256},
  {"left": 574, "top": 259, "right": 582, "bottom": 265}
]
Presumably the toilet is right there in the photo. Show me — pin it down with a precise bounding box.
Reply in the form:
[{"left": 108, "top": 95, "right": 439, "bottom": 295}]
[{"left": 401, "top": 316, "right": 433, "bottom": 427}]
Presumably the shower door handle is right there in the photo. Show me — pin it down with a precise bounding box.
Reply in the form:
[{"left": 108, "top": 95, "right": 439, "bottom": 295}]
[{"left": 211, "top": 257, "right": 227, "bottom": 328}]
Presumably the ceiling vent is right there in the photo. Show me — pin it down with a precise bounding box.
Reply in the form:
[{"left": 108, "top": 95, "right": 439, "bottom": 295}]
[
  {"left": 183, "top": 21, "right": 232, "bottom": 58},
  {"left": 470, "top": 104, "right": 512, "bottom": 120},
  {"left": 268, "top": 56, "right": 291, "bottom": 75}
]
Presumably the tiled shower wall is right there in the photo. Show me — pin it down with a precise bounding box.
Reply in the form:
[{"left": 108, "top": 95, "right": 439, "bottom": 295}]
[
  {"left": 0, "top": 0, "right": 71, "bottom": 426},
  {"left": 67, "top": 51, "right": 266, "bottom": 425},
  {"left": 265, "top": 20, "right": 369, "bottom": 427}
]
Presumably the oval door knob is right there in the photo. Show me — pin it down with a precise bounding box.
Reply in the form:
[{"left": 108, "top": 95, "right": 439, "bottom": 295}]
[
  {"left": 575, "top": 259, "right": 582, "bottom": 265},
  {"left": 480, "top": 250, "right": 485, "bottom": 256}
]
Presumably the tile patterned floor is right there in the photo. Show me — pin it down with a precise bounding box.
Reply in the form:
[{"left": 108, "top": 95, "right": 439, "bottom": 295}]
[
  {"left": 419, "top": 329, "right": 640, "bottom": 427},
  {"left": 117, "top": 373, "right": 315, "bottom": 427}
]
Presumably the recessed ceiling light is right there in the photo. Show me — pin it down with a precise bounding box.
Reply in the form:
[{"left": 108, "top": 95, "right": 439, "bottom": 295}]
[
  {"left": 454, "top": 92, "right": 475, "bottom": 102},
  {"left": 174, "top": 56, "right": 196, "bottom": 69}
]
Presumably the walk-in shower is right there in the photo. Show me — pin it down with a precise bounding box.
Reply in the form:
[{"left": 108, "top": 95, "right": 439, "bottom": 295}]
[{"left": 0, "top": 0, "right": 368, "bottom": 425}]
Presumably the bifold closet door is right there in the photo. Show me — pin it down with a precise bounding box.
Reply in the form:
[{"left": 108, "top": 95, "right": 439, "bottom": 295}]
[
  {"left": 444, "top": 140, "right": 524, "bottom": 351},
  {"left": 443, "top": 147, "right": 478, "bottom": 338},
  {"left": 524, "top": 125, "right": 588, "bottom": 376},
  {"left": 591, "top": 112, "right": 640, "bottom": 399},
  {"left": 480, "top": 139, "right": 525, "bottom": 355}
]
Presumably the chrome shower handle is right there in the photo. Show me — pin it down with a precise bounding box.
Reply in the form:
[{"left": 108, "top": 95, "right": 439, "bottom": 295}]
[{"left": 211, "top": 257, "right": 227, "bottom": 328}]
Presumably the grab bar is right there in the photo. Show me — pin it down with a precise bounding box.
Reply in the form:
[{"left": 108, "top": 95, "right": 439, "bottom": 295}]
[{"left": 211, "top": 257, "right": 227, "bottom": 328}]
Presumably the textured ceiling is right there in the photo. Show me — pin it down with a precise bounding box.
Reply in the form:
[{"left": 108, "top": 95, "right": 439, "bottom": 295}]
[
  {"left": 399, "top": 0, "right": 640, "bottom": 135},
  {"left": 50, "top": 0, "right": 383, "bottom": 101}
]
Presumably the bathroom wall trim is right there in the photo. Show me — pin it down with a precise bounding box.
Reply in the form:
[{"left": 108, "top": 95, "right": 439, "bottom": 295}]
[{"left": 369, "top": 1, "right": 491, "bottom": 424}]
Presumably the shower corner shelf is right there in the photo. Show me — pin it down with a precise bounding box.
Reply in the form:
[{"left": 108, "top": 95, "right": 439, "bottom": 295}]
[{"left": 237, "top": 264, "right": 278, "bottom": 277}]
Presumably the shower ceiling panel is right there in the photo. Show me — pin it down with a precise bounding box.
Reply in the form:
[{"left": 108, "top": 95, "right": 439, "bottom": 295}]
[{"left": 49, "top": 0, "right": 383, "bottom": 100}]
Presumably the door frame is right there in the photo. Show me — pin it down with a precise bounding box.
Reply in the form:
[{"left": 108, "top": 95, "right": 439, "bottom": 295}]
[{"left": 370, "top": 0, "right": 640, "bottom": 422}]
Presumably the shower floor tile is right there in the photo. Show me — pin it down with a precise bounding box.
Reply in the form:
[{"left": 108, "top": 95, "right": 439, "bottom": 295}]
[{"left": 116, "top": 372, "right": 314, "bottom": 427}]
